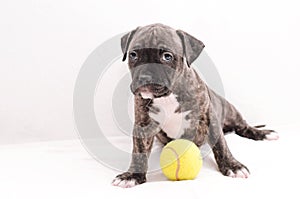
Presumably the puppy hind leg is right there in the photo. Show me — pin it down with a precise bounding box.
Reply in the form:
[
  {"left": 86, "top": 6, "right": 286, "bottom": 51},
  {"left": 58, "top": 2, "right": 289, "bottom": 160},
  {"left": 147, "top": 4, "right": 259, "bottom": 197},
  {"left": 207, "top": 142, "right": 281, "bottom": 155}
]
[
  {"left": 225, "top": 108, "right": 279, "bottom": 141},
  {"left": 235, "top": 123, "right": 279, "bottom": 141}
]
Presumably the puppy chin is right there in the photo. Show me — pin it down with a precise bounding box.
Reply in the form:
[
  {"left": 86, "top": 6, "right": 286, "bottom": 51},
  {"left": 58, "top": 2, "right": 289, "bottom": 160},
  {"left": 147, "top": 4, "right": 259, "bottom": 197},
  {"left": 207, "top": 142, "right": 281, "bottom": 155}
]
[{"left": 140, "top": 91, "right": 154, "bottom": 99}]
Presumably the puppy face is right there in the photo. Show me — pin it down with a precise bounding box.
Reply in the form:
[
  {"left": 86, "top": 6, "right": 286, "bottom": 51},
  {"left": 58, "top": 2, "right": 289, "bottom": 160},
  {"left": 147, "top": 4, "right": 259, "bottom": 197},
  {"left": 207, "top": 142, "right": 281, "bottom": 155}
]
[
  {"left": 128, "top": 48, "right": 184, "bottom": 98},
  {"left": 121, "top": 24, "right": 205, "bottom": 98}
]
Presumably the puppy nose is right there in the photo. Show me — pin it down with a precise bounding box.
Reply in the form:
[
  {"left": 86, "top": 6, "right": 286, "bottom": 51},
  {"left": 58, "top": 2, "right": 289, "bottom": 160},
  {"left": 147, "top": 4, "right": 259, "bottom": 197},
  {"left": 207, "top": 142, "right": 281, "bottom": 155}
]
[{"left": 139, "top": 74, "right": 152, "bottom": 82}]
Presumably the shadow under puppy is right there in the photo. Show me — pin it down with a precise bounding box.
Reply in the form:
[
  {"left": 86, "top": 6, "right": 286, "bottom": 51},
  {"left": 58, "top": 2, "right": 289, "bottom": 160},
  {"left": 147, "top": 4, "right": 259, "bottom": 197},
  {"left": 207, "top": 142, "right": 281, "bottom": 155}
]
[{"left": 112, "top": 23, "right": 279, "bottom": 188}]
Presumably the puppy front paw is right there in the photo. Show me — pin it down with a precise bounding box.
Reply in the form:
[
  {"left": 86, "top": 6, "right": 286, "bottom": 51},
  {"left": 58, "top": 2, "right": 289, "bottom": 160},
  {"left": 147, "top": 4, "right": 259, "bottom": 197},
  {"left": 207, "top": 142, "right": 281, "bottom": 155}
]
[
  {"left": 219, "top": 160, "right": 250, "bottom": 179},
  {"left": 112, "top": 172, "right": 146, "bottom": 188}
]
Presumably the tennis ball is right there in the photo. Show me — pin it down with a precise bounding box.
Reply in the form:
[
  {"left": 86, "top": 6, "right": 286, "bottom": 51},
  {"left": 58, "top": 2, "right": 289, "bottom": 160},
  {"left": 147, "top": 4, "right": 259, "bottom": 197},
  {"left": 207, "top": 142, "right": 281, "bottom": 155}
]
[{"left": 160, "top": 139, "right": 202, "bottom": 181}]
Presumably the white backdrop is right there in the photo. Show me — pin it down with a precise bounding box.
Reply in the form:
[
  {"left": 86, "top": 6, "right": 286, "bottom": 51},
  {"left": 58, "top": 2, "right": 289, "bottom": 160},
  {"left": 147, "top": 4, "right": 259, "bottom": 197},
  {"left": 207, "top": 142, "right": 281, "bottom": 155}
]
[{"left": 0, "top": 0, "right": 300, "bottom": 145}]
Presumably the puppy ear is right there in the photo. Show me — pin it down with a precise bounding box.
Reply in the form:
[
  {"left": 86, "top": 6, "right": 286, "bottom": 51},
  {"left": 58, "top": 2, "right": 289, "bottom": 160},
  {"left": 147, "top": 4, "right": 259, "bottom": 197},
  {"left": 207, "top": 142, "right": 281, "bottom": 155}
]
[
  {"left": 176, "top": 30, "right": 205, "bottom": 67},
  {"left": 121, "top": 27, "right": 139, "bottom": 61}
]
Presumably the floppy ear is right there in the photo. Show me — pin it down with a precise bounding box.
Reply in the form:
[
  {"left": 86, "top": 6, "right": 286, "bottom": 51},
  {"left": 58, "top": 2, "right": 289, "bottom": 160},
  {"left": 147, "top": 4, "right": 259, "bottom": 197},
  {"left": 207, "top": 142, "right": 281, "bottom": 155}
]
[
  {"left": 121, "top": 27, "right": 139, "bottom": 61},
  {"left": 176, "top": 30, "right": 205, "bottom": 67}
]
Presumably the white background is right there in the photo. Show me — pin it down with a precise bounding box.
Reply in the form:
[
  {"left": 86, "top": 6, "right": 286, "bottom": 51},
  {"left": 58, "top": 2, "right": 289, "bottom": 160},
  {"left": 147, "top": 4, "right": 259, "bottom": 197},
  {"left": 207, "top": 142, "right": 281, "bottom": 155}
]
[{"left": 0, "top": 0, "right": 299, "bottom": 145}]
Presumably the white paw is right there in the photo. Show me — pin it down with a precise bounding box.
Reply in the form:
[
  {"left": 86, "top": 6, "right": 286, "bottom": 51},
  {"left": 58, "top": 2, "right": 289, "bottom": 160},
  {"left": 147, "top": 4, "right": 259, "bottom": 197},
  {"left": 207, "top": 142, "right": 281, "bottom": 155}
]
[
  {"left": 227, "top": 167, "right": 250, "bottom": 178},
  {"left": 112, "top": 178, "right": 137, "bottom": 188},
  {"left": 265, "top": 132, "right": 279, "bottom": 141}
]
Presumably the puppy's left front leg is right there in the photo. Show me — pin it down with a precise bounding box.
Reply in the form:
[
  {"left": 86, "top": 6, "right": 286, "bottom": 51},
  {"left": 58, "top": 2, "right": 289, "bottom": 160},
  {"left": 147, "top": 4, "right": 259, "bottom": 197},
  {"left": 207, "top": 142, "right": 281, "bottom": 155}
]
[
  {"left": 112, "top": 130, "right": 154, "bottom": 188},
  {"left": 208, "top": 116, "right": 250, "bottom": 178}
]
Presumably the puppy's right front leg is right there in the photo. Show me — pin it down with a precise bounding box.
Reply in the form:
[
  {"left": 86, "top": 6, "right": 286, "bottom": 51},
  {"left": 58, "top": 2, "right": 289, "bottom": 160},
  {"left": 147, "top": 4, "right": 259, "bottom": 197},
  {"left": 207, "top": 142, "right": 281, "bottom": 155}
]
[
  {"left": 112, "top": 95, "right": 159, "bottom": 188},
  {"left": 112, "top": 125, "right": 155, "bottom": 188}
]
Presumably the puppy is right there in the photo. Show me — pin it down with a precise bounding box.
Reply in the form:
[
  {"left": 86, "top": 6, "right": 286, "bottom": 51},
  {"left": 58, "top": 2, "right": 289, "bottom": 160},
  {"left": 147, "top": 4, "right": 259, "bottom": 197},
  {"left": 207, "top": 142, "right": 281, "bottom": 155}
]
[{"left": 112, "top": 23, "right": 278, "bottom": 188}]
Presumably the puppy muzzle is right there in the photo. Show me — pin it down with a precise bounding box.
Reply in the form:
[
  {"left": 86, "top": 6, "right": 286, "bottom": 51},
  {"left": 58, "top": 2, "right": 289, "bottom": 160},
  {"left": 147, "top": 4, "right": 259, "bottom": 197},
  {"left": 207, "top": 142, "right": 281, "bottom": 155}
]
[{"left": 130, "top": 63, "right": 175, "bottom": 98}]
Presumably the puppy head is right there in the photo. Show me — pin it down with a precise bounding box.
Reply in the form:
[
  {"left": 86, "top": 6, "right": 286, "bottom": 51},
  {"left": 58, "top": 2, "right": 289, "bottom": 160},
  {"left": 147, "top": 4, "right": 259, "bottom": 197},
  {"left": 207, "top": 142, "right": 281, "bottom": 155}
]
[{"left": 121, "top": 23, "right": 205, "bottom": 98}]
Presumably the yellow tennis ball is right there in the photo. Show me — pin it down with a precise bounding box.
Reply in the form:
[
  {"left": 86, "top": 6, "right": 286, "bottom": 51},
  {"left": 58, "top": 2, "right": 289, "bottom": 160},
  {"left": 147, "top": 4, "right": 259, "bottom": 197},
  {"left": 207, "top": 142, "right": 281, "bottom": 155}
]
[{"left": 160, "top": 139, "right": 202, "bottom": 181}]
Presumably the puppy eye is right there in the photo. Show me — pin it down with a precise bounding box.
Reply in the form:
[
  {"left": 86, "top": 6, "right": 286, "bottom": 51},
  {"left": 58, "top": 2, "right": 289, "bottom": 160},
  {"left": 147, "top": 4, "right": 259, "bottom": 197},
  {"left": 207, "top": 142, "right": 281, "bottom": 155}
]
[
  {"left": 129, "top": 51, "right": 138, "bottom": 61},
  {"left": 162, "top": 52, "right": 173, "bottom": 62}
]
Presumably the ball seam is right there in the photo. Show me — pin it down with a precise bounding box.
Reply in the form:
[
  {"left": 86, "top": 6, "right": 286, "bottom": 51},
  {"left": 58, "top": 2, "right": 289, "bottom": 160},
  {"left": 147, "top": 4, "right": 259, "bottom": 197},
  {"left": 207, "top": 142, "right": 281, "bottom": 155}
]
[{"left": 164, "top": 146, "right": 180, "bottom": 180}]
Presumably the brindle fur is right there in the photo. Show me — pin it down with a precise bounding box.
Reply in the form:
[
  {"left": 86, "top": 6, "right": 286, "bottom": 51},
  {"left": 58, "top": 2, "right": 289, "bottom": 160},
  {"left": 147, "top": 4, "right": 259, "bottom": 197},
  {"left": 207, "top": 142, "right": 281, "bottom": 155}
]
[{"left": 113, "top": 24, "right": 276, "bottom": 186}]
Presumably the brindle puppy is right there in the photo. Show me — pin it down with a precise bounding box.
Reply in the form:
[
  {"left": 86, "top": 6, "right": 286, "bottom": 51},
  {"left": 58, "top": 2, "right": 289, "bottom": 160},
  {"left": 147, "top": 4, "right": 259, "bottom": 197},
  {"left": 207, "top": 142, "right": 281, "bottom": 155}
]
[{"left": 112, "top": 23, "right": 279, "bottom": 188}]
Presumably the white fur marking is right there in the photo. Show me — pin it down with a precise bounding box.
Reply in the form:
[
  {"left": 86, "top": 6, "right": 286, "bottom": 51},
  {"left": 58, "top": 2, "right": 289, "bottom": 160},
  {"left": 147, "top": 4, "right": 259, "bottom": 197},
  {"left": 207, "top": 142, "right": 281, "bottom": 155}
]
[
  {"left": 265, "top": 132, "right": 279, "bottom": 141},
  {"left": 140, "top": 92, "right": 154, "bottom": 99},
  {"left": 228, "top": 168, "right": 250, "bottom": 178},
  {"left": 241, "top": 168, "right": 250, "bottom": 178},
  {"left": 149, "top": 93, "right": 191, "bottom": 138},
  {"left": 235, "top": 170, "right": 246, "bottom": 178},
  {"left": 227, "top": 170, "right": 235, "bottom": 177},
  {"left": 111, "top": 178, "right": 121, "bottom": 186},
  {"left": 112, "top": 178, "right": 137, "bottom": 188}
]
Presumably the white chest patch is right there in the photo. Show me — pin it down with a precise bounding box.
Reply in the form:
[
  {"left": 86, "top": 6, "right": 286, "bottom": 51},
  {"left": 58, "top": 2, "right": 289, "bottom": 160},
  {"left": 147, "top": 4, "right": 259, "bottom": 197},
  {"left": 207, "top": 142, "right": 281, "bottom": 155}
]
[{"left": 148, "top": 93, "right": 191, "bottom": 139}]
